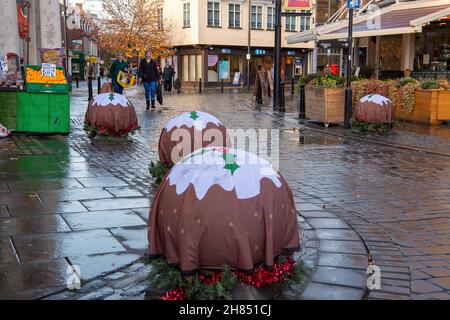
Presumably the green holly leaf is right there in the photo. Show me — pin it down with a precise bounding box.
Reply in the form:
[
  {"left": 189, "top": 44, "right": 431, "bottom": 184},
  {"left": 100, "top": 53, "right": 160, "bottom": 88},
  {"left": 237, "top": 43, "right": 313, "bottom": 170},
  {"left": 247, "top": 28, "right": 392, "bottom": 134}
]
[
  {"left": 109, "top": 93, "right": 115, "bottom": 101},
  {"left": 189, "top": 112, "right": 199, "bottom": 120},
  {"left": 223, "top": 152, "right": 240, "bottom": 175}
]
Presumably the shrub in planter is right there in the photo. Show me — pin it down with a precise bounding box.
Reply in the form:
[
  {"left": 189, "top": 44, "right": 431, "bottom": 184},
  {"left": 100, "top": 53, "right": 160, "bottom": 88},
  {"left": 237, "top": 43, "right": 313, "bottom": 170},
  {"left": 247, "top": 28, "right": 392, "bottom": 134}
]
[{"left": 421, "top": 80, "right": 441, "bottom": 90}]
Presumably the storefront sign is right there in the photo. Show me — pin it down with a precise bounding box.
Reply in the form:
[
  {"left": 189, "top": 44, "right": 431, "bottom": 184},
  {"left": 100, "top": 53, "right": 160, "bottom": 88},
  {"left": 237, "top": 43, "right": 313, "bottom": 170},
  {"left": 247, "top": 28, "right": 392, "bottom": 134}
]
[
  {"left": 347, "top": 0, "right": 361, "bottom": 9},
  {"left": 246, "top": 54, "right": 251, "bottom": 60},
  {"left": 255, "top": 49, "right": 266, "bottom": 55},
  {"left": 222, "top": 48, "right": 232, "bottom": 54},
  {"left": 287, "top": 51, "right": 296, "bottom": 56},
  {"left": 233, "top": 72, "right": 241, "bottom": 85},
  {"left": 40, "top": 48, "right": 63, "bottom": 66},
  {"left": 219, "top": 60, "right": 229, "bottom": 80},
  {"left": 295, "top": 59, "right": 302, "bottom": 65},
  {"left": 90, "top": 56, "right": 97, "bottom": 63},
  {"left": 208, "top": 55, "right": 219, "bottom": 67},
  {"left": 42, "top": 63, "right": 57, "bottom": 77},
  {"left": 72, "top": 39, "right": 83, "bottom": 51},
  {"left": 287, "top": 0, "right": 310, "bottom": 8}
]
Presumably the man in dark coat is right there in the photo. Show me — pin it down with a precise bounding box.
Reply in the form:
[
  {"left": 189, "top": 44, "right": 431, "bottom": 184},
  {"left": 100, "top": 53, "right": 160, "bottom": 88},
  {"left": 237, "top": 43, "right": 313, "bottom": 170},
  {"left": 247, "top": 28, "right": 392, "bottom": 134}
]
[
  {"left": 163, "top": 63, "right": 175, "bottom": 93},
  {"left": 139, "top": 50, "right": 160, "bottom": 109}
]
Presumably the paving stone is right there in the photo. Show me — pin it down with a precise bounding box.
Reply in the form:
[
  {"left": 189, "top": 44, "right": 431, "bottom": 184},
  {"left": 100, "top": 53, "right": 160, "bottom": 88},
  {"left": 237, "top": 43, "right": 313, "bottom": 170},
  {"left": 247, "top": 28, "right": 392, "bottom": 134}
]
[
  {"left": 0, "top": 239, "right": 17, "bottom": 264},
  {"left": 105, "top": 187, "right": 144, "bottom": 198},
  {"left": 301, "top": 282, "right": 365, "bottom": 300},
  {"left": 311, "top": 267, "right": 367, "bottom": 289},
  {"left": 320, "top": 240, "right": 366, "bottom": 255},
  {"left": 13, "top": 229, "right": 127, "bottom": 262},
  {"left": 81, "top": 198, "right": 150, "bottom": 211},
  {"left": 38, "top": 188, "right": 114, "bottom": 202},
  {"left": 76, "top": 177, "right": 128, "bottom": 188},
  {"left": 6, "top": 179, "right": 85, "bottom": 192},
  {"left": 412, "top": 280, "right": 444, "bottom": 294},
  {"left": 109, "top": 226, "right": 148, "bottom": 251},
  {"left": 131, "top": 208, "right": 150, "bottom": 222},
  {"left": 368, "top": 292, "right": 410, "bottom": 300},
  {"left": 316, "top": 229, "right": 360, "bottom": 241},
  {"left": 0, "top": 215, "right": 71, "bottom": 237},
  {"left": 0, "top": 260, "right": 70, "bottom": 299},
  {"left": 297, "top": 203, "right": 325, "bottom": 212},
  {"left": 78, "top": 287, "right": 115, "bottom": 300},
  {"left": 8, "top": 201, "right": 87, "bottom": 217},
  {"left": 411, "top": 292, "right": 450, "bottom": 300},
  {"left": 430, "top": 277, "right": 450, "bottom": 290},
  {"left": 318, "top": 252, "right": 368, "bottom": 270},
  {"left": 308, "top": 218, "right": 350, "bottom": 229},
  {"left": 0, "top": 205, "right": 9, "bottom": 218},
  {"left": 62, "top": 210, "right": 146, "bottom": 231},
  {"left": 300, "top": 211, "right": 337, "bottom": 218},
  {"left": 421, "top": 268, "right": 450, "bottom": 278},
  {"left": 69, "top": 253, "right": 141, "bottom": 281},
  {"left": 0, "top": 191, "right": 41, "bottom": 207}
]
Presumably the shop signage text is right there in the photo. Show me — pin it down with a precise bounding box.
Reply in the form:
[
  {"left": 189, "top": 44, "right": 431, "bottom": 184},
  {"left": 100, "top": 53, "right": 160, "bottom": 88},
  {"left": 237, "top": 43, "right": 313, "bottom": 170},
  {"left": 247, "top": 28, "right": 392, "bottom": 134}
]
[
  {"left": 255, "top": 49, "right": 266, "bottom": 55},
  {"left": 347, "top": 0, "right": 361, "bottom": 9},
  {"left": 287, "top": 51, "right": 296, "bottom": 56},
  {"left": 287, "top": 0, "right": 310, "bottom": 8},
  {"left": 42, "top": 63, "right": 57, "bottom": 77},
  {"left": 222, "top": 48, "right": 232, "bottom": 54}
]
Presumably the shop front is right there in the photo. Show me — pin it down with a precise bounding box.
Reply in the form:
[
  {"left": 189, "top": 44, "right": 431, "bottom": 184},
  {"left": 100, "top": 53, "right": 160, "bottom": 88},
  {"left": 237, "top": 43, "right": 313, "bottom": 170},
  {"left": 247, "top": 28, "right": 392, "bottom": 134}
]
[
  {"left": 207, "top": 47, "right": 244, "bottom": 85},
  {"left": 71, "top": 51, "right": 86, "bottom": 80}
]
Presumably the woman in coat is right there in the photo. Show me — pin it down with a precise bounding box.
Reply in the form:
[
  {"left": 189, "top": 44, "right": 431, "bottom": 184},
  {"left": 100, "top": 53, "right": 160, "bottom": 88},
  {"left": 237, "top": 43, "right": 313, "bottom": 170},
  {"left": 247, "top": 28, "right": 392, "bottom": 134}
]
[
  {"left": 139, "top": 50, "right": 160, "bottom": 110},
  {"left": 109, "top": 52, "right": 129, "bottom": 94}
]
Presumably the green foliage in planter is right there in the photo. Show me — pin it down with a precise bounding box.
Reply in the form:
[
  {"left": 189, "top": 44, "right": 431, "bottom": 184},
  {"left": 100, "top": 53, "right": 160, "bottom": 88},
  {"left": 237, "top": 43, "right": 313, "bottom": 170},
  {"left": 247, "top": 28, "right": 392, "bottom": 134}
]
[
  {"left": 421, "top": 80, "right": 441, "bottom": 90},
  {"left": 398, "top": 77, "right": 418, "bottom": 87},
  {"left": 351, "top": 119, "right": 398, "bottom": 134},
  {"left": 299, "top": 73, "right": 320, "bottom": 85},
  {"left": 397, "top": 82, "right": 416, "bottom": 113},
  {"left": 313, "top": 74, "right": 344, "bottom": 88},
  {"left": 351, "top": 80, "right": 397, "bottom": 108},
  {"left": 149, "top": 161, "right": 173, "bottom": 185},
  {"left": 148, "top": 259, "right": 185, "bottom": 291}
]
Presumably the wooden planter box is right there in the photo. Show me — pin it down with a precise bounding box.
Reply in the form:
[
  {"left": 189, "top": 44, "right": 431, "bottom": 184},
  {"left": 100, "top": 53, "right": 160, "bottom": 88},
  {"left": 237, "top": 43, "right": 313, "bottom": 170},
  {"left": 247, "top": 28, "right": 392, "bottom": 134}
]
[
  {"left": 305, "top": 86, "right": 345, "bottom": 127},
  {"left": 395, "top": 89, "right": 450, "bottom": 125}
]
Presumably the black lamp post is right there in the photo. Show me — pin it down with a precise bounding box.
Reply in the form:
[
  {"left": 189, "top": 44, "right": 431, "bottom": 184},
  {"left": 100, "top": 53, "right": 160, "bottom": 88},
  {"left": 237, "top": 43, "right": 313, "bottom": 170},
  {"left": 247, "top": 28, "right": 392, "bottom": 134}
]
[{"left": 344, "top": 8, "right": 354, "bottom": 129}]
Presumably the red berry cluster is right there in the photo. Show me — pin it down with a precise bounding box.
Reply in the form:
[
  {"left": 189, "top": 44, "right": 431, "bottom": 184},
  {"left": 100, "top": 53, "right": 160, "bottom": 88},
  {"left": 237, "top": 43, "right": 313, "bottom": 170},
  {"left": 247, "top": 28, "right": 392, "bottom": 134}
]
[{"left": 162, "top": 287, "right": 186, "bottom": 301}]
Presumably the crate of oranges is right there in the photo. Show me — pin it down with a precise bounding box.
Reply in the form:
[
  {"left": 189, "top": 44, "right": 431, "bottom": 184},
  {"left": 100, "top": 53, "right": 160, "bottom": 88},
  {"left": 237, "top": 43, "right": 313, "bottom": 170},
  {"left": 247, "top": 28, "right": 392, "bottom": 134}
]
[{"left": 25, "top": 65, "right": 69, "bottom": 93}]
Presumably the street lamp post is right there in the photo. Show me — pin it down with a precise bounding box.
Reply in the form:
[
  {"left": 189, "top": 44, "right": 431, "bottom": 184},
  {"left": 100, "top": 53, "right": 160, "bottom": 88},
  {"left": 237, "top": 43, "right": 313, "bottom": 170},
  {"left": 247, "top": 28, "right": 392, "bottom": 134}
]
[
  {"left": 344, "top": 0, "right": 359, "bottom": 129},
  {"left": 247, "top": 0, "right": 251, "bottom": 92},
  {"left": 273, "top": 0, "right": 282, "bottom": 111}
]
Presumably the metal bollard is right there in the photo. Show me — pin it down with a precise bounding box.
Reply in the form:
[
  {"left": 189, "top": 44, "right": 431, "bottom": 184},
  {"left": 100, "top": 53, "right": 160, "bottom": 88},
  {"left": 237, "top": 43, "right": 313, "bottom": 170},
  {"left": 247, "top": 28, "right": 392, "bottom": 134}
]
[
  {"left": 291, "top": 77, "right": 295, "bottom": 95},
  {"left": 280, "top": 82, "right": 285, "bottom": 112},
  {"left": 299, "top": 83, "right": 305, "bottom": 119},
  {"left": 176, "top": 79, "right": 181, "bottom": 94},
  {"left": 88, "top": 77, "right": 93, "bottom": 101},
  {"left": 221, "top": 79, "right": 224, "bottom": 93},
  {"left": 76, "top": 77, "right": 79, "bottom": 88},
  {"left": 97, "top": 77, "right": 101, "bottom": 94},
  {"left": 199, "top": 78, "right": 202, "bottom": 94}
]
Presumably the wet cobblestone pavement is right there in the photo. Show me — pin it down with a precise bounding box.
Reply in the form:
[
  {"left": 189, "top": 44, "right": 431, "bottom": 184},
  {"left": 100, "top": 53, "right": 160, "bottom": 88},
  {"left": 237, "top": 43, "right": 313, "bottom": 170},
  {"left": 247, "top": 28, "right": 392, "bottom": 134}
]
[{"left": 1, "top": 85, "right": 449, "bottom": 300}]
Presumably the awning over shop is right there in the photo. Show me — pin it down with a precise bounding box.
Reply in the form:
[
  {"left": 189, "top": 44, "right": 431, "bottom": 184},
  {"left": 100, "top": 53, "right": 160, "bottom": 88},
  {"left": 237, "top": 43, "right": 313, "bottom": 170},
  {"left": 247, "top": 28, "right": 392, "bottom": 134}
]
[{"left": 286, "top": 0, "right": 450, "bottom": 43}]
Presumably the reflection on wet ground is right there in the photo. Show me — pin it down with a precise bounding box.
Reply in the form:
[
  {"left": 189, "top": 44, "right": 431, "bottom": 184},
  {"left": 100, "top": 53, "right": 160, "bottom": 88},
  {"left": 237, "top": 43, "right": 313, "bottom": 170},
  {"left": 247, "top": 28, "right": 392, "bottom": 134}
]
[{"left": 0, "top": 86, "right": 449, "bottom": 299}]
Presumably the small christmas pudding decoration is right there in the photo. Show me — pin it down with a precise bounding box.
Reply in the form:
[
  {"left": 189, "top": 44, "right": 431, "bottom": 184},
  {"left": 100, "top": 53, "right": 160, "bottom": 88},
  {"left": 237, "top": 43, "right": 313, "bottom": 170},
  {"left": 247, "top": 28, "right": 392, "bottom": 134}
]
[
  {"left": 355, "top": 94, "right": 394, "bottom": 124},
  {"left": 148, "top": 147, "right": 302, "bottom": 273},
  {"left": 158, "top": 111, "right": 229, "bottom": 164},
  {"left": 84, "top": 92, "right": 139, "bottom": 137}
]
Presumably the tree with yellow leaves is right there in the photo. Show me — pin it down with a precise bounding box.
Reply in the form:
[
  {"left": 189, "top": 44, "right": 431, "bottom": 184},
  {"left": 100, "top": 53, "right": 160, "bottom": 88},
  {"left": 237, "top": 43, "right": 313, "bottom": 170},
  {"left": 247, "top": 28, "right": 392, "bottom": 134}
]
[{"left": 98, "top": 0, "right": 173, "bottom": 60}]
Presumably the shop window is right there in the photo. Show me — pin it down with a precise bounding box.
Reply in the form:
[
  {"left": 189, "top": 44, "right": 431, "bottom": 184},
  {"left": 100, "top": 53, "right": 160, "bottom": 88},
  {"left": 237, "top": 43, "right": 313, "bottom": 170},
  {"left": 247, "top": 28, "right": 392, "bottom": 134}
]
[
  {"left": 228, "top": 3, "right": 241, "bottom": 28},
  {"left": 380, "top": 35, "right": 402, "bottom": 71},
  {"left": 183, "top": 2, "right": 190, "bottom": 28},
  {"left": 285, "top": 10, "right": 296, "bottom": 32},
  {"left": 182, "top": 54, "right": 201, "bottom": 82},
  {"left": 251, "top": 5, "right": 263, "bottom": 30},
  {"left": 267, "top": 7, "right": 275, "bottom": 30},
  {"left": 207, "top": 1, "right": 221, "bottom": 27}
]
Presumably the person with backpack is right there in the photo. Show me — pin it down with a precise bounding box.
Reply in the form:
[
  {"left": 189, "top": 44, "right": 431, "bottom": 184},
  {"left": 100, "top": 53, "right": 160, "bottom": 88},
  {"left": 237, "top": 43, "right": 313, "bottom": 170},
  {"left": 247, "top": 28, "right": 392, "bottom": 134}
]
[{"left": 139, "top": 50, "right": 160, "bottom": 110}]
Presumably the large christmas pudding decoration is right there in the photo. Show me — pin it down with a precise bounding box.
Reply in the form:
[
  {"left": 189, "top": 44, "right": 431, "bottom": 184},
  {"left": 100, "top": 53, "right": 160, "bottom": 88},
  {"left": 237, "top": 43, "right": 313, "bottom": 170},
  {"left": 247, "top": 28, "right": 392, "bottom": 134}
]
[
  {"left": 148, "top": 147, "right": 301, "bottom": 273},
  {"left": 158, "top": 111, "right": 229, "bottom": 164},
  {"left": 355, "top": 94, "right": 394, "bottom": 124},
  {"left": 84, "top": 93, "right": 138, "bottom": 137}
]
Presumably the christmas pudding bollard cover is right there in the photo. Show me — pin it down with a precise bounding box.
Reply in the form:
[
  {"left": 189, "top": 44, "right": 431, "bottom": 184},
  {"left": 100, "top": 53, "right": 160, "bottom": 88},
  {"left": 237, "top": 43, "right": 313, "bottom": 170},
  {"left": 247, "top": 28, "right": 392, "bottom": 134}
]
[
  {"left": 158, "top": 111, "right": 229, "bottom": 165},
  {"left": 84, "top": 92, "right": 139, "bottom": 137},
  {"left": 355, "top": 94, "right": 394, "bottom": 124},
  {"left": 148, "top": 147, "right": 302, "bottom": 273}
]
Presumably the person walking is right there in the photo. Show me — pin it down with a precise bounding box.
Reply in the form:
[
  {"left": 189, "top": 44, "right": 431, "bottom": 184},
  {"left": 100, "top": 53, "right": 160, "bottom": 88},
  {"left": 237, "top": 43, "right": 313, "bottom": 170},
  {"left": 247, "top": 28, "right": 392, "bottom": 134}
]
[
  {"left": 139, "top": 50, "right": 160, "bottom": 110},
  {"left": 163, "top": 63, "right": 175, "bottom": 93},
  {"left": 109, "top": 52, "right": 129, "bottom": 94}
]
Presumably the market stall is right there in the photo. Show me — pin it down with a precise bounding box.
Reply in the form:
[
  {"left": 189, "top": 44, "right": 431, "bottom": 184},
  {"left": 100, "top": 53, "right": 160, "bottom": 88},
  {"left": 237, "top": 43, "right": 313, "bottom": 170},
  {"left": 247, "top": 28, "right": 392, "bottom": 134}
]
[{"left": 0, "top": 63, "right": 70, "bottom": 134}]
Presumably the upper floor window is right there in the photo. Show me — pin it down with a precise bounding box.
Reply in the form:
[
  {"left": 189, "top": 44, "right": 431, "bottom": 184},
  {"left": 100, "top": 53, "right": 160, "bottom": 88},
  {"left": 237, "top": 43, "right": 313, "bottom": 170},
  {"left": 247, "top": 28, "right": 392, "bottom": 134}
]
[
  {"left": 228, "top": 3, "right": 241, "bottom": 28},
  {"left": 183, "top": 2, "right": 191, "bottom": 28},
  {"left": 285, "top": 10, "right": 296, "bottom": 32},
  {"left": 299, "top": 10, "right": 311, "bottom": 32},
  {"left": 267, "top": 6, "right": 275, "bottom": 30},
  {"left": 207, "top": 1, "right": 221, "bottom": 27},
  {"left": 251, "top": 5, "right": 263, "bottom": 30}
]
